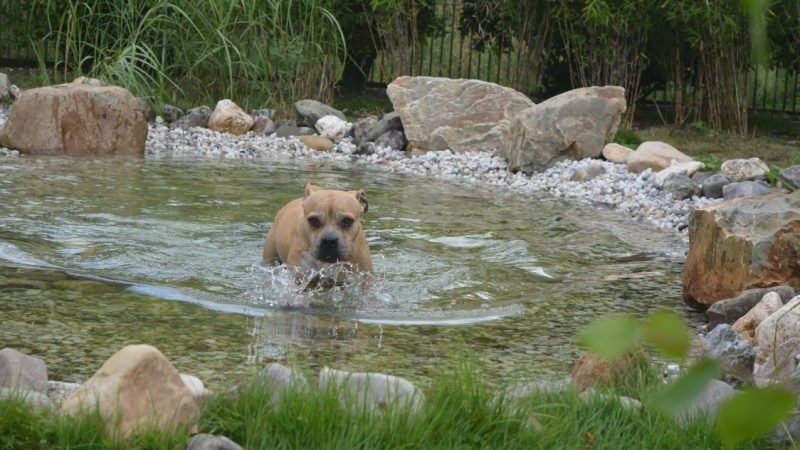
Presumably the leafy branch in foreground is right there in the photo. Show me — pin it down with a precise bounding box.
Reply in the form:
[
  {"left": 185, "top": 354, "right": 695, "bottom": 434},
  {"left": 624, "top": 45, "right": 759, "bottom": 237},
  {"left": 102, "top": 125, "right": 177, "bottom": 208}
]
[{"left": 579, "top": 309, "right": 795, "bottom": 448}]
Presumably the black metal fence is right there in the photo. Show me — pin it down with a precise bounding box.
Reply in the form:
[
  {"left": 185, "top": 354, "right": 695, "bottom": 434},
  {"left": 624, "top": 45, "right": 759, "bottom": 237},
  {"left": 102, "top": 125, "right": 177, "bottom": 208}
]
[{"left": 2, "top": 0, "right": 799, "bottom": 115}]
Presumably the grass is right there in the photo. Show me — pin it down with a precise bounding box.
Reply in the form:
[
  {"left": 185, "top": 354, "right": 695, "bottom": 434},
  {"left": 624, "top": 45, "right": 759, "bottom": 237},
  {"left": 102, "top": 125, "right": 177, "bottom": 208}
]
[{"left": 0, "top": 354, "right": 774, "bottom": 449}]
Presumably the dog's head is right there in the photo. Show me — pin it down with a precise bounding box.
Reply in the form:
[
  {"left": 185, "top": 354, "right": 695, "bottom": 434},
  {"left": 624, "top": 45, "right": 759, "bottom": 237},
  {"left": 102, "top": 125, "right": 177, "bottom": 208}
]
[{"left": 302, "top": 183, "right": 368, "bottom": 264}]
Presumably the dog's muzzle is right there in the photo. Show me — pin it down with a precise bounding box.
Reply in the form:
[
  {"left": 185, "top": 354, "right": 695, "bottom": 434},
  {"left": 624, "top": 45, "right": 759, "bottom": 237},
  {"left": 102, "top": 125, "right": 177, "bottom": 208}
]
[{"left": 314, "top": 232, "right": 346, "bottom": 263}]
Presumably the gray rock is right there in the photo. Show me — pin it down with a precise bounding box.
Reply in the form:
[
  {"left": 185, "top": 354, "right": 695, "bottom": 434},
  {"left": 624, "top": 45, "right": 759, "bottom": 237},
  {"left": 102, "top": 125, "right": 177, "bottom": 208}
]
[
  {"left": 0, "top": 348, "right": 48, "bottom": 393},
  {"left": 160, "top": 103, "right": 184, "bottom": 123},
  {"left": 662, "top": 174, "right": 697, "bottom": 200},
  {"left": 186, "top": 434, "right": 244, "bottom": 450},
  {"left": 250, "top": 109, "right": 276, "bottom": 120},
  {"left": 707, "top": 286, "right": 796, "bottom": 328},
  {"left": 0, "top": 72, "right": 10, "bottom": 98},
  {"left": 503, "top": 86, "right": 625, "bottom": 173},
  {"left": 754, "top": 296, "right": 800, "bottom": 386},
  {"left": 505, "top": 378, "right": 571, "bottom": 400},
  {"left": 779, "top": 165, "right": 800, "bottom": 190},
  {"left": 171, "top": 106, "right": 212, "bottom": 130},
  {"left": 374, "top": 129, "right": 407, "bottom": 152},
  {"left": 319, "top": 367, "right": 423, "bottom": 413},
  {"left": 570, "top": 163, "right": 607, "bottom": 182},
  {"left": 353, "top": 116, "right": 378, "bottom": 145},
  {"left": 256, "top": 363, "right": 307, "bottom": 405},
  {"left": 47, "top": 380, "right": 81, "bottom": 403},
  {"left": 0, "top": 387, "right": 53, "bottom": 412},
  {"left": 354, "top": 142, "right": 376, "bottom": 156},
  {"left": 703, "top": 324, "right": 756, "bottom": 379},
  {"left": 678, "top": 379, "right": 735, "bottom": 425},
  {"left": 772, "top": 396, "right": 800, "bottom": 446},
  {"left": 294, "top": 99, "right": 345, "bottom": 128},
  {"left": 275, "top": 125, "right": 316, "bottom": 138},
  {"left": 362, "top": 112, "right": 404, "bottom": 144},
  {"left": 388, "top": 76, "right": 534, "bottom": 153},
  {"left": 251, "top": 116, "right": 276, "bottom": 135},
  {"left": 136, "top": 98, "right": 156, "bottom": 123},
  {"left": 722, "top": 181, "right": 772, "bottom": 200},
  {"left": 691, "top": 171, "right": 714, "bottom": 185},
  {"left": 274, "top": 119, "right": 296, "bottom": 127},
  {"left": 700, "top": 173, "right": 730, "bottom": 199}
]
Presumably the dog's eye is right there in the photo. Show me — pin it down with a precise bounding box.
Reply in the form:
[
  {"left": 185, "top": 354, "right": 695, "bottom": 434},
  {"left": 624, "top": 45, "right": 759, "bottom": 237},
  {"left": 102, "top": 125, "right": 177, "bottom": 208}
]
[
  {"left": 341, "top": 217, "right": 354, "bottom": 229},
  {"left": 307, "top": 216, "right": 321, "bottom": 228}
]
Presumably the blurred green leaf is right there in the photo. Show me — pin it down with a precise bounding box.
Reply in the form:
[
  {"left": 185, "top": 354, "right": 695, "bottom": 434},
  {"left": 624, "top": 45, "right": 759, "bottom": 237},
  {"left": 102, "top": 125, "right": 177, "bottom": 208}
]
[
  {"left": 643, "top": 310, "right": 692, "bottom": 361},
  {"left": 578, "top": 314, "right": 641, "bottom": 359},
  {"left": 715, "top": 387, "right": 795, "bottom": 449},
  {"left": 651, "top": 359, "right": 721, "bottom": 415}
]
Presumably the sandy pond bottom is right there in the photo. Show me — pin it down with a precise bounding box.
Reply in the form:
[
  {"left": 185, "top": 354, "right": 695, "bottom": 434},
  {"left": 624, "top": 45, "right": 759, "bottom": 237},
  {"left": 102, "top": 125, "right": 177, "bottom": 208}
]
[{"left": 0, "top": 156, "right": 703, "bottom": 389}]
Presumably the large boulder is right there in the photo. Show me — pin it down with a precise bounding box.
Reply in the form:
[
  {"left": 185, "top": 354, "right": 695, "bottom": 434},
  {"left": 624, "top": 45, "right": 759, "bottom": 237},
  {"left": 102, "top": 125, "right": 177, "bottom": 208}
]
[
  {"left": 387, "top": 76, "right": 533, "bottom": 154},
  {"left": 0, "top": 348, "right": 47, "bottom": 393},
  {"left": 61, "top": 345, "right": 199, "bottom": 439},
  {"left": 502, "top": 86, "right": 625, "bottom": 172},
  {"left": 0, "top": 83, "right": 147, "bottom": 155},
  {"left": 683, "top": 191, "right": 800, "bottom": 309},
  {"left": 627, "top": 141, "right": 692, "bottom": 173},
  {"left": 208, "top": 100, "right": 254, "bottom": 136}
]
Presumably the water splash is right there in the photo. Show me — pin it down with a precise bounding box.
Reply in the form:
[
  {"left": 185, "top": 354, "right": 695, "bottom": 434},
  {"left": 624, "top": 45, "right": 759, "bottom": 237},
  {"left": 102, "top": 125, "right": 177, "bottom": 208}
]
[{"left": 247, "top": 262, "right": 389, "bottom": 310}]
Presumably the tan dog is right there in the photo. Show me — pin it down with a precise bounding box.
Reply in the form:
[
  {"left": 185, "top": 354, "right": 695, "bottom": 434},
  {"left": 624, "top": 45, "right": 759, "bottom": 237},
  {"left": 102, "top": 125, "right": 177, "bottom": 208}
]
[{"left": 262, "top": 184, "right": 373, "bottom": 273}]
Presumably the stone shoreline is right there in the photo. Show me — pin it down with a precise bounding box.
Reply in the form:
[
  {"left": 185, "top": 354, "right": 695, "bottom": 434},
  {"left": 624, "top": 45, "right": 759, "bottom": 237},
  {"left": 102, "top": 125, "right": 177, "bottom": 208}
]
[
  {"left": 145, "top": 120, "right": 721, "bottom": 234},
  {"left": 1, "top": 110, "right": 721, "bottom": 234}
]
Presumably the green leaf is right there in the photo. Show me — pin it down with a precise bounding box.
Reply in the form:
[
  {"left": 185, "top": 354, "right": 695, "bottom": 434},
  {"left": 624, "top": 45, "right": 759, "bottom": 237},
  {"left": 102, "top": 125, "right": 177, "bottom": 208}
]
[
  {"left": 577, "top": 314, "right": 641, "bottom": 358},
  {"left": 715, "top": 387, "right": 795, "bottom": 449},
  {"left": 642, "top": 310, "right": 692, "bottom": 360},
  {"left": 651, "top": 359, "right": 721, "bottom": 415}
]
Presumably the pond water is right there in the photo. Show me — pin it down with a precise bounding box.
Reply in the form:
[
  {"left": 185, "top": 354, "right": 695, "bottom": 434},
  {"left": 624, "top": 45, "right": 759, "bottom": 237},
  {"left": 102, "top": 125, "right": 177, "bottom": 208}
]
[{"left": 0, "top": 156, "right": 702, "bottom": 389}]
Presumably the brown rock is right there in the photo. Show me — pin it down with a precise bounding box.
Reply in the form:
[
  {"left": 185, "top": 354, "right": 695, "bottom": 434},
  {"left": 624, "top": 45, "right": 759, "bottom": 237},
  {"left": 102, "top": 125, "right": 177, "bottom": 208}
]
[
  {"left": 571, "top": 351, "right": 642, "bottom": 391},
  {"left": 732, "top": 292, "right": 785, "bottom": 344},
  {"left": 683, "top": 191, "right": 800, "bottom": 309},
  {"left": 602, "top": 143, "right": 633, "bottom": 164},
  {"left": 387, "top": 76, "right": 534, "bottom": 153},
  {"left": 0, "top": 84, "right": 147, "bottom": 155},
  {"left": 626, "top": 141, "right": 692, "bottom": 173},
  {"left": 503, "top": 86, "right": 626, "bottom": 173},
  {"left": 299, "top": 135, "right": 335, "bottom": 151},
  {"left": 61, "top": 344, "right": 199, "bottom": 439},
  {"left": 207, "top": 100, "right": 254, "bottom": 136}
]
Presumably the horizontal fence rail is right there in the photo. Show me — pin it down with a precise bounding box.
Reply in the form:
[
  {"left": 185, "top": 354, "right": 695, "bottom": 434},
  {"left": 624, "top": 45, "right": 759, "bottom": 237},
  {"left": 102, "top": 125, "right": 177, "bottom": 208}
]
[{"left": 1, "top": 0, "right": 798, "bottom": 115}]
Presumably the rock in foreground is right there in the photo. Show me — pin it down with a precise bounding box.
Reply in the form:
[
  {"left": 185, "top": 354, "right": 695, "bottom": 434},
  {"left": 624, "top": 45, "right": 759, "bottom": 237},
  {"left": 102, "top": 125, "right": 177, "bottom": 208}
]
[
  {"left": 61, "top": 344, "right": 199, "bottom": 439},
  {"left": 683, "top": 191, "right": 800, "bottom": 308}
]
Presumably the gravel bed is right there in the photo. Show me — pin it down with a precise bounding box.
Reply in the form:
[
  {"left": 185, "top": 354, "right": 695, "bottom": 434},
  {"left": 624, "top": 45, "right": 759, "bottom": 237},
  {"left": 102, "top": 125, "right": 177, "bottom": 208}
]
[{"left": 1, "top": 113, "right": 722, "bottom": 233}]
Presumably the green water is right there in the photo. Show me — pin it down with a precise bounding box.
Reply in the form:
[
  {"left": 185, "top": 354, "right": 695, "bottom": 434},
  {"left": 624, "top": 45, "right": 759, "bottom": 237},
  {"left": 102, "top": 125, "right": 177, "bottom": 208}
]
[{"left": 0, "top": 156, "right": 701, "bottom": 389}]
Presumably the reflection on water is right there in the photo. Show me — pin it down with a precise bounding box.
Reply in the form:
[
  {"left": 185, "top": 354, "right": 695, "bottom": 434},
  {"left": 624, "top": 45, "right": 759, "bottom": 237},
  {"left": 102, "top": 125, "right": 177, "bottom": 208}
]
[{"left": 0, "top": 156, "right": 703, "bottom": 389}]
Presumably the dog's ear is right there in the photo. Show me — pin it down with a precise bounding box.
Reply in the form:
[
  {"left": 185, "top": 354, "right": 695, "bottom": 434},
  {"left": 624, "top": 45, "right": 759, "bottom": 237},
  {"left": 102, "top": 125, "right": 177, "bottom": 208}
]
[
  {"left": 305, "top": 183, "right": 322, "bottom": 198},
  {"left": 350, "top": 189, "right": 368, "bottom": 213}
]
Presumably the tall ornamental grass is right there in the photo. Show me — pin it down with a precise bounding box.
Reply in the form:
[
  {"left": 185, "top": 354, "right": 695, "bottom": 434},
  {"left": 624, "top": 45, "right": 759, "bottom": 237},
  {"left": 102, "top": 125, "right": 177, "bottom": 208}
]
[{"left": 30, "top": 0, "right": 346, "bottom": 114}]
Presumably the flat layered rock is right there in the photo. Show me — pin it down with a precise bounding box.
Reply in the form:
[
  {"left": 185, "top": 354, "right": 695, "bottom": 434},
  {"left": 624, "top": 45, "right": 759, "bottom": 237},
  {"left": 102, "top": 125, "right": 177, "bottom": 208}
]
[
  {"left": 387, "top": 76, "right": 534, "bottom": 153},
  {"left": 683, "top": 191, "right": 800, "bottom": 308}
]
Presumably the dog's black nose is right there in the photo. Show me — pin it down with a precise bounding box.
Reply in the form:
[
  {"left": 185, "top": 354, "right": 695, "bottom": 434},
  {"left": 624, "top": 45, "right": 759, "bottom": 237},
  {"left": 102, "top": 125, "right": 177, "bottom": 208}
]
[{"left": 320, "top": 236, "right": 338, "bottom": 248}]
